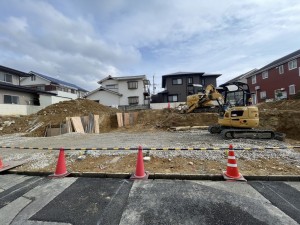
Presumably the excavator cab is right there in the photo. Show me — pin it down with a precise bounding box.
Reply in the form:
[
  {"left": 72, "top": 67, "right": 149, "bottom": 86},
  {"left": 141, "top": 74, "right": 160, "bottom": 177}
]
[{"left": 217, "top": 82, "right": 259, "bottom": 129}]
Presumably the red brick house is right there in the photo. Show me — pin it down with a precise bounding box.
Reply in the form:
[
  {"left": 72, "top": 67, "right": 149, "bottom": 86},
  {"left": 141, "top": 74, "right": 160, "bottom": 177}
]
[{"left": 246, "top": 49, "right": 300, "bottom": 104}]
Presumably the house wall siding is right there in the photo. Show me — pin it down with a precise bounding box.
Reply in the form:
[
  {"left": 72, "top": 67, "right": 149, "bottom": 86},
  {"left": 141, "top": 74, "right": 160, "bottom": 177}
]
[
  {"left": 163, "top": 75, "right": 219, "bottom": 102},
  {"left": 0, "top": 89, "right": 36, "bottom": 104},
  {"left": 118, "top": 79, "right": 145, "bottom": 105},
  {"left": 86, "top": 90, "right": 120, "bottom": 106},
  {"left": 248, "top": 58, "right": 300, "bottom": 102},
  {"left": 21, "top": 76, "right": 51, "bottom": 86},
  {"left": 0, "top": 71, "right": 20, "bottom": 85}
]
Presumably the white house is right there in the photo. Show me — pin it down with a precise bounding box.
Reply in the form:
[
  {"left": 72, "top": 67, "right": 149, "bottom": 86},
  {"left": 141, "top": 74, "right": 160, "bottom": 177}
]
[
  {"left": 20, "top": 71, "right": 88, "bottom": 101},
  {"left": 85, "top": 75, "right": 150, "bottom": 108},
  {"left": 0, "top": 65, "right": 57, "bottom": 115}
]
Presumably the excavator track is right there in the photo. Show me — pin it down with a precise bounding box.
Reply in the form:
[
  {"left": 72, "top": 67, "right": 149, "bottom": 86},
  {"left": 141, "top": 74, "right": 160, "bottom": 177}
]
[{"left": 220, "top": 129, "right": 283, "bottom": 140}]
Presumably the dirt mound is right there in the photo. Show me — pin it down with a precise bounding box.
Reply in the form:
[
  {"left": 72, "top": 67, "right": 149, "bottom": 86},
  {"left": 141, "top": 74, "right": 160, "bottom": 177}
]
[
  {"left": 134, "top": 109, "right": 217, "bottom": 130},
  {"left": 0, "top": 99, "right": 120, "bottom": 136},
  {"left": 257, "top": 99, "right": 300, "bottom": 111},
  {"left": 0, "top": 99, "right": 300, "bottom": 141}
]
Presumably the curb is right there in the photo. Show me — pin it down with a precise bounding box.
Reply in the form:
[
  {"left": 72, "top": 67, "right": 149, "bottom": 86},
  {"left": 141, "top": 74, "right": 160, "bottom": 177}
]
[{"left": 5, "top": 170, "right": 300, "bottom": 181}]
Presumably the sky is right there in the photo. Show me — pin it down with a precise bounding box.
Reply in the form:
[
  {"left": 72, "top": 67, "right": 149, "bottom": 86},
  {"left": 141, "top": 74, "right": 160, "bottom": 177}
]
[{"left": 1, "top": 0, "right": 300, "bottom": 93}]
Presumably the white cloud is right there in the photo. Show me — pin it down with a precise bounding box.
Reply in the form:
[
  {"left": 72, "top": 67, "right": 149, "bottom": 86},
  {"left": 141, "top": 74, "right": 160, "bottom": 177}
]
[{"left": 1, "top": 0, "right": 300, "bottom": 91}]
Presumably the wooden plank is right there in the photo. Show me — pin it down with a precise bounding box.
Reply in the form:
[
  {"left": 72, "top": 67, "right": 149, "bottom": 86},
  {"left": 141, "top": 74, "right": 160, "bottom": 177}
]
[
  {"left": 129, "top": 113, "right": 134, "bottom": 125},
  {"left": 71, "top": 117, "right": 85, "bottom": 133},
  {"left": 89, "top": 113, "right": 94, "bottom": 133},
  {"left": 133, "top": 112, "right": 139, "bottom": 124},
  {"left": 81, "top": 116, "right": 89, "bottom": 133},
  {"left": 124, "top": 113, "right": 130, "bottom": 126},
  {"left": 94, "top": 115, "right": 99, "bottom": 133},
  {"left": 66, "top": 117, "right": 72, "bottom": 133},
  {"left": 116, "top": 113, "right": 123, "bottom": 127}
]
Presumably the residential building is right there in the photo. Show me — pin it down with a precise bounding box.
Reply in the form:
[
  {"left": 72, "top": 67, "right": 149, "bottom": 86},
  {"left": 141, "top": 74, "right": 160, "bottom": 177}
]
[
  {"left": 84, "top": 75, "right": 150, "bottom": 109},
  {"left": 223, "top": 69, "right": 257, "bottom": 84},
  {"left": 0, "top": 65, "right": 55, "bottom": 105},
  {"left": 246, "top": 49, "right": 300, "bottom": 103},
  {"left": 151, "top": 72, "right": 221, "bottom": 103},
  {"left": 20, "top": 71, "right": 88, "bottom": 99}
]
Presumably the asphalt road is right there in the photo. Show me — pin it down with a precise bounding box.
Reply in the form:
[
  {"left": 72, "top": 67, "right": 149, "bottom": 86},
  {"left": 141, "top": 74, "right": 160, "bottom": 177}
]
[{"left": 0, "top": 174, "right": 299, "bottom": 225}]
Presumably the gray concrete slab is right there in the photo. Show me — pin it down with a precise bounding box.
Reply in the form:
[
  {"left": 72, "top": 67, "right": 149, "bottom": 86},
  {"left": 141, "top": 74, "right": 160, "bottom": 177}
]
[
  {"left": 119, "top": 180, "right": 298, "bottom": 225},
  {"left": 0, "top": 174, "right": 32, "bottom": 190},
  {"left": 31, "top": 178, "right": 133, "bottom": 225},
  {"left": 1, "top": 175, "right": 299, "bottom": 225},
  {"left": 249, "top": 181, "right": 300, "bottom": 224},
  {"left": 286, "top": 182, "right": 300, "bottom": 191},
  {"left": 0, "top": 196, "right": 31, "bottom": 225},
  {"left": 10, "top": 177, "right": 76, "bottom": 225},
  {"left": 0, "top": 176, "right": 46, "bottom": 209}
]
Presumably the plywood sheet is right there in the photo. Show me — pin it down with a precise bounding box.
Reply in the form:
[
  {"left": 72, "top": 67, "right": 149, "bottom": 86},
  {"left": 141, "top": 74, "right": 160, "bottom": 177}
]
[
  {"left": 71, "top": 117, "right": 85, "bottom": 133},
  {"left": 94, "top": 115, "right": 99, "bottom": 133},
  {"left": 124, "top": 113, "right": 130, "bottom": 126},
  {"left": 116, "top": 113, "right": 123, "bottom": 127}
]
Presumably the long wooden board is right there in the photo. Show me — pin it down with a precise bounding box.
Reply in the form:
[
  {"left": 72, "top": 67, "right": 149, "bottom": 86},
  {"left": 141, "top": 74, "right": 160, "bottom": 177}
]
[
  {"left": 94, "top": 115, "right": 99, "bottom": 133},
  {"left": 71, "top": 117, "right": 85, "bottom": 133},
  {"left": 116, "top": 113, "right": 123, "bottom": 127},
  {"left": 124, "top": 113, "right": 130, "bottom": 126}
]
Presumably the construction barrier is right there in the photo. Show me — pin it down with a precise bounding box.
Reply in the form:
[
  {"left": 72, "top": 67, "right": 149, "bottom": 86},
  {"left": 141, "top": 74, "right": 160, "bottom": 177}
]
[{"left": 0, "top": 146, "right": 299, "bottom": 151}]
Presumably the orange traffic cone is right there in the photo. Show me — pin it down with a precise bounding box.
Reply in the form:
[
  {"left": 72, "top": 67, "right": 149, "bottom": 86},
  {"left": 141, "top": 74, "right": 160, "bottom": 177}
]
[
  {"left": 130, "top": 146, "right": 149, "bottom": 179},
  {"left": 0, "top": 156, "right": 9, "bottom": 171},
  {"left": 49, "top": 148, "right": 70, "bottom": 178},
  {"left": 0, "top": 157, "right": 4, "bottom": 169},
  {"left": 223, "top": 144, "right": 246, "bottom": 181}
]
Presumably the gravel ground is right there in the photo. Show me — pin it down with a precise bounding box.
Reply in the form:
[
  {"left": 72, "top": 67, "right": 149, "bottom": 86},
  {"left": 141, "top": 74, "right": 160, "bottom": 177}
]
[{"left": 0, "top": 130, "right": 299, "bottom": 171}]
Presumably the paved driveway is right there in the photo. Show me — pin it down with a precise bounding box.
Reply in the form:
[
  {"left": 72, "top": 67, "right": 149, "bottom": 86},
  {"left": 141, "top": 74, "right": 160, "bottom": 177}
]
[{"left": 0, "top": 174, "right": 299, "bottom": 225}]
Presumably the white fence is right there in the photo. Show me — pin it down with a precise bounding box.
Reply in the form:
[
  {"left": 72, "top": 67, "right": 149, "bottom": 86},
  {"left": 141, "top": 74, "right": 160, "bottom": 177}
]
[
  {"left": 150, "top": 102, "right": 185, "bottom": 109},
  {"left": 0, "top": 104, "right": 44, "bottom": 116}
]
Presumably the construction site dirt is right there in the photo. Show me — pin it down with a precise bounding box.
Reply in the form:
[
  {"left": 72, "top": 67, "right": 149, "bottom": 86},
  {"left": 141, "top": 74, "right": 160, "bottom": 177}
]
[{"left": 0, "top": 98, "right": 300, "bottom": 176}]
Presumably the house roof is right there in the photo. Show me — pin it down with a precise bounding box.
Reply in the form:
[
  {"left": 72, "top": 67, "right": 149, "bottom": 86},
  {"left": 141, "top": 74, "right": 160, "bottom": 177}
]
[
  {"left": 98, "top": 75, "right": 147, "bottom": 84},
  {"left": 0, "top": 81, "right": 56, "bottom": 95},
  {"left": 223, "top": 69, "right": 258, "bottom": 84},
  {"left": 162, "top": 72, "right": 221, "bottom": 88},
  {"left": 30, "top": 71, "right": 88, "bottom": 92},
  {"left": 84, "top": 86, "right": 122, "bottom": 98},
  {"left": 254, "top": 49, "right": 300, "bottom": 74},
  {"left": 0, "top": 65, "right": 30, "bottom": 77}
]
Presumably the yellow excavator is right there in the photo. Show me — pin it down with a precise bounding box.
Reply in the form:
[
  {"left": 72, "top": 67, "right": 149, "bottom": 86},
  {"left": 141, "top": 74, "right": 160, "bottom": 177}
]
[
  {"left": 177, "top": 84, "right": 224, "bottom": 113},
  {"left": 207, "top": 82, "right": 284, "bottom": 140}
]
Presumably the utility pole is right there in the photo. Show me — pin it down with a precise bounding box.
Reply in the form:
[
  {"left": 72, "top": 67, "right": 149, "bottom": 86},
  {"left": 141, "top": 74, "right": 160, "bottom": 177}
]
[{"left": 152, "top": 75, "right": 157, "bottom": 95}]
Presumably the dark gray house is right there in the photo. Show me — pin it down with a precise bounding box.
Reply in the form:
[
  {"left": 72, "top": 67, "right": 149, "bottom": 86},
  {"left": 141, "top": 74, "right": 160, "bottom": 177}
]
[{"left": 152, "top": 72, "right": 221, "bottom": 103}]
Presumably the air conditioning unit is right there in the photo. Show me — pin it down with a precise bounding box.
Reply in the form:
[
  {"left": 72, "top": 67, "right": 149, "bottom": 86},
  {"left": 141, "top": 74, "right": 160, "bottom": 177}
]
[{"left": 255, "top": 86, "right": 260, "bottom": 90}]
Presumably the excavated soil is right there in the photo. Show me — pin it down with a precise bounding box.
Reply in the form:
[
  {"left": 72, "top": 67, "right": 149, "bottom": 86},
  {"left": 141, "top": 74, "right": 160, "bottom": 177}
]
[
  {"left": 13, "top": 154, "right": 300, "bottom": 176},
  {"left": 1, "top": 98, "right": 300, "bottom": 175}
]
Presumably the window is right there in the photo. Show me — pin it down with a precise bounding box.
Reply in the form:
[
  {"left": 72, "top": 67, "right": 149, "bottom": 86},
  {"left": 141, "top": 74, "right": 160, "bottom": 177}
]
[
  {"left": 188, "top": 77, "right": 193, "bottom": 84},
  {"left": 128, "top": 81, "right": 138, "bottom": 89},
  {"left": 4, "top": 95, "right": 19, "bottom": 104},
  {"left": 251, "top": 75, "right": 256, "bottom": 84},
  {"left": 106, "top": 84, "right": 118, "bottom": 89},
  {"left": 288, "top": 59, "right": 297, "bottom": 70},
  {"left": 262, "top": 71, "right": 268, "bottom": 79},
  {"left": 168, "top": 95, "right": 178, "bottom": 102},
  {"left": 128, "top": 96, "right": 139, "bottom": 105},
  {"left": 172, "top": 78, "right": 182, "bottom": 85},
  {"left": 278, "top": 65, "right": 284, "bottom": 74},
  {"left": 31, "top": 75, "right": 36, "bottom": 81},
  {"left": 260, "top": 91, "right": 266, "bottom": 99},
  {"left": 0, "top": 74, "right": 13, "bottom": 83},
  {"left": 36, "top": 86, "right": 45, "bottom": 91},
  {"left": 289, "top": 85, "right": 296, "bottom": 95}
]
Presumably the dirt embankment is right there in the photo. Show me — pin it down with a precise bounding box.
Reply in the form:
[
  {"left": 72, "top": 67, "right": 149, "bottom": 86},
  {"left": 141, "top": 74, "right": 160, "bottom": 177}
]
[{"left": 0, "top": 99, "right": 299, "bottom": 140}]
